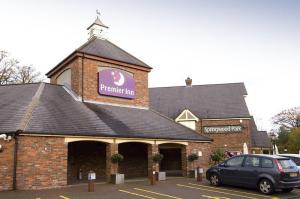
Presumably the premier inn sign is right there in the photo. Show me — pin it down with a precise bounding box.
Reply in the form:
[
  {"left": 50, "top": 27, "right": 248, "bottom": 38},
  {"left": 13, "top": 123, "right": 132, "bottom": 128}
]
[
  {"left": 203, "top": 125, "right": 243, "bottom": 134},
  {"left": 98, "top": 68, "right": 135, "bottom": 99}
]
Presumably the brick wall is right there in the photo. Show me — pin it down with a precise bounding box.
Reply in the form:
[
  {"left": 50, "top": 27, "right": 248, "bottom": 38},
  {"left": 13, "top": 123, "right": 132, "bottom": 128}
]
[
  {"left": 16, "top": 136, "right": 67, "bottom": 190},
  {"left": 0, "top": 139, "right": 14, "bottom": 191},
  {"left": 50, "top": 56, "right": 150, "bottom": 108},
  {"left": 196, "top": 119, "right": 251, "bottom": 152},
  {"left": 185, "top": 142, "right": 212, "bottom": 173}
]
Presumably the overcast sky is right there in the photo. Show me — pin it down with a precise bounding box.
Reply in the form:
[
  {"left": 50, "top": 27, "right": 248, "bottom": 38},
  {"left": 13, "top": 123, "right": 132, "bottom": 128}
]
[{"left": 1, "top": 0, "right": 299, "bottom": 131}]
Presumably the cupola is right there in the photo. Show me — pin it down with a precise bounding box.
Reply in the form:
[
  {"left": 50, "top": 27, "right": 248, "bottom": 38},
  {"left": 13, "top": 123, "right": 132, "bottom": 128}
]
[{"left": 87, "top": 12, "right": 109, "bottom": 40}]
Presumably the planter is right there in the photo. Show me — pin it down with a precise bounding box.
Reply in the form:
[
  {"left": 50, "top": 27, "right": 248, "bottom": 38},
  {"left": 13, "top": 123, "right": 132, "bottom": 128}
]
[
  {"left": 188, "top": 169, "right": 196, "bottom": 178},
  {"left": 155, "top": 171, "right": 166, "bottom": 181},
  {"left": 111, "top": 173, "right": 124, "bottom": 184}
]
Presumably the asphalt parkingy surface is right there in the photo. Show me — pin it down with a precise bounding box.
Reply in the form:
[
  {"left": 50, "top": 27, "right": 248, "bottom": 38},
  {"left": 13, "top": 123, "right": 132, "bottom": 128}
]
[{"left": 1, "top": 178, "right": 300, "bottom": 199}]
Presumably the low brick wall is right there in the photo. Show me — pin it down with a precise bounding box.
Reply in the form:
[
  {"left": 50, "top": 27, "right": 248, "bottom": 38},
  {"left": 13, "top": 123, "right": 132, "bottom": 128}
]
[
  {"left": 0, "top": 139, "right": 14, "bottom": 191},
  {"left": 16, "top": 136, "right": 67, "bottom": 190}
]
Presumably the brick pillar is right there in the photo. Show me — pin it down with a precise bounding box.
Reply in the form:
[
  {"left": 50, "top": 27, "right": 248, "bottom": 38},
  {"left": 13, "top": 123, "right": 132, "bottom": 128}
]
[
  {"left": 147, "top": 144, "right": 158, "bottom": 178},
  {"left": 181, "top": 145, "right": 188, "bottom": 177},
  {"left": 106, "top": 143, "right": 118, "bottom": 182}
]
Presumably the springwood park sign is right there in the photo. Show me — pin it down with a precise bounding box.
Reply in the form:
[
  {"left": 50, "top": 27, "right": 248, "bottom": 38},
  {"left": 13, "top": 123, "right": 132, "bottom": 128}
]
[
  {"left": 98, "top": 68, "right": 135, "bottom": 99},
  {"left": 203, "top": 125, "right": 243, "bottom": 134}
]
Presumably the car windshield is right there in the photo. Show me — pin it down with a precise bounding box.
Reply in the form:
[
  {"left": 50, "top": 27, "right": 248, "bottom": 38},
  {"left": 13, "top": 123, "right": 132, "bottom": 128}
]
[{"left": 278, "top": 159, "right": 297, "bottom": 169}]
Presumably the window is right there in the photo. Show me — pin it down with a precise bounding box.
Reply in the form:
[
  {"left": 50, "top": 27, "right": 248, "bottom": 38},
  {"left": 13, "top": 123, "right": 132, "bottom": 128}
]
[
  {"left": 293, "top": 157, "right": 300, "bottom": 166},
  {"left": 244, "top": 156, "right": 260, "bottom": 167},
  {"left": 261, "top": 158, "right": 273, "bottom": 168},
  {"left": 278, "top": 159, "right": 297, "bottom": 169},
  {"left": 226, "top": 156, "right": 244, "bottom": 167},
  {"left": 175, "top": 109, "right": 199, "bottom": 130}
]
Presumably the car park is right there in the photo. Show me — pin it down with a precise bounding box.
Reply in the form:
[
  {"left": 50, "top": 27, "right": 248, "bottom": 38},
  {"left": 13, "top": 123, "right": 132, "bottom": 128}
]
[{"left": 206, "top": 154, "right": 300, "bottom": 195}]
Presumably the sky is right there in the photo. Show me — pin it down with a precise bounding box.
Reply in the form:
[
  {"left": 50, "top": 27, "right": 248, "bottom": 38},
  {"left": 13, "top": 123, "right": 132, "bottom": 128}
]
[{"left": 0, "top": 0, "right": 299, "bottom": 131}]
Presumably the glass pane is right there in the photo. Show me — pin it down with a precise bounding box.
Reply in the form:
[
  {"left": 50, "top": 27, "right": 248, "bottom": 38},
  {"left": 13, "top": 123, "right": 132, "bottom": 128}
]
[
  {"left": 278, "top": 159, "right": 297, "bottom": 169},
  {"left": 262, "top": 158, "right": 273, "bottom": 168},
  {"left": 226, "top": 156, "right": 244, "bottom": 167},
  {"left": 244, "top": 157, "right": 260, "bottom": 167}
]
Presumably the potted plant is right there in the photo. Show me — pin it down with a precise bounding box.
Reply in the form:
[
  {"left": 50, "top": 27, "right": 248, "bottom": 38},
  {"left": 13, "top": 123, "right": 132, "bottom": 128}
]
[
  {"left": 152, "top": 153, "right": 165, "bottom": 181},
  {"left": 210, "top": 148, "right": 225, "bottom": 166},
  {"left": 187, "top": 153, "right": 199, "bottom": 178},
  {"left": 110, "top": 153, "right": 124, "bottom": 184}
]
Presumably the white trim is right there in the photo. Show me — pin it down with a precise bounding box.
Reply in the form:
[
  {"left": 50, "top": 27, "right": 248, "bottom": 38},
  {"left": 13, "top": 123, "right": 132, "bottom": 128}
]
[
  {"left": 84, "top": 99, "right": 148, "bottom": 110},
  {"left": 175, "top": 109, "right": 199, "bottom": 122},
  {"left": 63, "top": 86, "right": 82, "bottom": 101},
  {"left": 18, "top": 134, "right": 212, "bottom": 143}
]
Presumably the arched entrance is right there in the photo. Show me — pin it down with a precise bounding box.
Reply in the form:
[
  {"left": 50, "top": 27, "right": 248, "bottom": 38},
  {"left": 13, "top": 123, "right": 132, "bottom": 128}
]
[
  {"left": 159, "top": 143, "right": 184, "bottom": 176},
  {"left": 118, "top": 142, "right": 149, "bottom": 179},
  {"left": 67, "top": 141, "right": 106, "bottom": 184}
]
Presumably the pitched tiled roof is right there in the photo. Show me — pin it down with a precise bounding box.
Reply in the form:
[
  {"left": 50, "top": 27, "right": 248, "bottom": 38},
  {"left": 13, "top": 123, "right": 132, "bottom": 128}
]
[
  {"left": 77, "top": 38, "right": 151, "bottom": 69},
  {"left": 0, "top": 83, "right": 40, "bottom": 133},
  {"left": 149, "top": 83, "right": 250, "bottom": 119},
  {"left": 46, "top": 38, "right": 151, "bottom": 77},
  {"left": 250, "top": 118, "right": 272, "bottom": 148},
  {"left": 0, "top": 83, "right": 211, "bottom": 141}
]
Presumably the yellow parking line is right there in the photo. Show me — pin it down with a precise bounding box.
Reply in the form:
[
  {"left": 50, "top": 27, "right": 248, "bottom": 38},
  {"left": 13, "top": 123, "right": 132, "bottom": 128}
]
[
  {"left": 59, "top": 195, "right": 71, "bottom": 199},
  {"left": 119, "top": 189, "right": 157, "bottom": 199},
  {"left": 188, "top": 183, "right": 274, "bottom": 199},
  {"left": 202, "top": 195, "right": 230, "bottom": 199},
  {"left": 134, "top": 188, "right": 182, "bottom": 199},
  {"left": 176, "top": 184, "right": 257, "bottom": 199}
]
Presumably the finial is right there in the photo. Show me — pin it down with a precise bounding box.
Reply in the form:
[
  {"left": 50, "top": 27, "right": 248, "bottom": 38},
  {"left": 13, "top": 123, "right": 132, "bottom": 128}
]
[{"left": 96, "top": 9, "right": 101, "bottom": 18}]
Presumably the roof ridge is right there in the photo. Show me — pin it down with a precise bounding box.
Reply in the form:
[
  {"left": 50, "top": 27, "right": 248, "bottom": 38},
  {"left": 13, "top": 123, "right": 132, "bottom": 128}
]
[
  {"left": 149, "top": 82, "right": 245, "bottom": 89},
  {"left": 17, "top": 83, "right": 45, "bottom": 131}
]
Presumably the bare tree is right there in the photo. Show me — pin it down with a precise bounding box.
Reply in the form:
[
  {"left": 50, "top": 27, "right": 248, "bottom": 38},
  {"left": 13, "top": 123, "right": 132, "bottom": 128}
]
[
  {"left": 0, "top": 50, "right": 42, "bottom": 85},
  {"left": 13, "top": 65, "right": 42, "bottom": 84},
  {"left": 0, "top": 51, "right": 18, "bottom": 85},
  {"left": 272, "top": 107, "right": 300, "bottom": 131}
]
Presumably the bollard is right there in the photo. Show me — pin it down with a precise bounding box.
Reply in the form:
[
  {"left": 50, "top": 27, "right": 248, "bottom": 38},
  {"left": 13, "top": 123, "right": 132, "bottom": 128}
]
[
  {"left": 88, "top": 170, "right": 96, "bottom": 192},
  {"left": 197, "top": 167, "right": 203, "bottom": 182},
  {"left": 150, "top": 170, "right": 156, "bottom": 185}
]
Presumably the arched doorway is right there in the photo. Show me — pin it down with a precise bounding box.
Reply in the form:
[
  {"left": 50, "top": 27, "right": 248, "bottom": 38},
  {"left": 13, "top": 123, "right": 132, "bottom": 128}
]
[
  {"left": 159, "top": 143, "right": 184, "bottom": 176},
  {"left": 118, "top": 142, "right": 148, "bottom": 179},
  {"left": 67, "top": 141, "right": 106, "bottom": 184}
]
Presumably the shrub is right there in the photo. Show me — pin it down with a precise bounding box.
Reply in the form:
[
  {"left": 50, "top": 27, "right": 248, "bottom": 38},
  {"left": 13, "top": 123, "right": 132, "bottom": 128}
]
[
  {"left": 111, "top": 153, "right": 124, "bottom": 164},
  {"left": 152, "top": 153, "right": 164, "bottom": 163},
  {"left": 187, "top": 153, "right": 199, "bottom": 162},
  {"left": 210, "top": 148, "right": 225, "bottom": 165}
]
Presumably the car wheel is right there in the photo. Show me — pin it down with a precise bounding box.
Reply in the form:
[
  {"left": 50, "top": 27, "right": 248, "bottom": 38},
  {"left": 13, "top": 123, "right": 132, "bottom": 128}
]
[
  {"left": 258, "top": 179, "right": 274, "bottom": 195},
  {"left": 209, "top": 173, "right": 220, "bottom": 186},
  {"left": 282, "top": 188, "right": 293, "bottom": 193}
]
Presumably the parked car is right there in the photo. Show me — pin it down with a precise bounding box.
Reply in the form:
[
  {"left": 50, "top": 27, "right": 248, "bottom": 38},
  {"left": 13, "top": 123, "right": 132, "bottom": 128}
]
[
  {"left": 206, "top": 154, "right": 300, "bottom": 195},
  {"left": 278, "top": 154, "right": 300, "bottom": 169}
]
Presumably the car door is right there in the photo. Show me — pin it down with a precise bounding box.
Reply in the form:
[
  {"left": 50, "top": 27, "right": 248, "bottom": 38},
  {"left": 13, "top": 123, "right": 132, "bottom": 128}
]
[
  {"left": 238, "top": 156, "right": 261, "bottom": 187},
  {"left": 220, "top": 156, "right": 245, "bottom": 185}
]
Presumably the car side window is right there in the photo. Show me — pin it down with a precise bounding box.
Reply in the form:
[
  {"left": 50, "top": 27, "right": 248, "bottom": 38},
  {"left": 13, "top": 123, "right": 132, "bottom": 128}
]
[
  {"left": 244, "top": 156, "right": 260, "bottom": 167},
  {"left": 226, "top": 156, "right": 244, "bottom": 167},
  {"left": 261, "top": 158, "right": 273, "bottom": 168},
  {"left": 293, "top": 157, "right": 300, "bottom": 166}
]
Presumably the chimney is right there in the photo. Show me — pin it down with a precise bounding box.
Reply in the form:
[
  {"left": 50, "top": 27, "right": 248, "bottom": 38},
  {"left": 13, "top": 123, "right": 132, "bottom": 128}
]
[{"left": 185, "top": 77, "right": 192, "bottom": 87}]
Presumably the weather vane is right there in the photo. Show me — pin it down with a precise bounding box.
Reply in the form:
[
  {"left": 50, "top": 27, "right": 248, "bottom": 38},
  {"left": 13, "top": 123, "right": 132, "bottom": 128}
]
[{"left": 96, "top": 9, "right": 101, "bottom": 17}]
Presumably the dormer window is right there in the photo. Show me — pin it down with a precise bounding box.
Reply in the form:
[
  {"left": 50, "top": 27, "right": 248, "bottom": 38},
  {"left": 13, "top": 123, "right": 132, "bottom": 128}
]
[{"left": 175, "top": 109, "right": 199, "bottom": 130}]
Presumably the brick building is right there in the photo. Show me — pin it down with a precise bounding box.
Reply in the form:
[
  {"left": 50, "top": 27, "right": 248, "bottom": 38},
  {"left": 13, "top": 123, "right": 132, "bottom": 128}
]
[{"left": 0, "top": 16, "right": 270, "bottom": 191}]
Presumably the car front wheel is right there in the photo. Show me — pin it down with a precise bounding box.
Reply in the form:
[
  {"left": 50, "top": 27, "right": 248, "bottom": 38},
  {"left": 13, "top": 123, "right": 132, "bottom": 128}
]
[
  {"left": 258, "top": 179, "right": 274, "bottom": 195},
  {"left": 209, "top": 173, "right": 220, "bottom": 186}
]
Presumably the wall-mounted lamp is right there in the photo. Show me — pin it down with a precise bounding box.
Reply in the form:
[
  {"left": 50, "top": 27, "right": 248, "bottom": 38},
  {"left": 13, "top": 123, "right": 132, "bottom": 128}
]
[{"left": 0, "top": 144, "right": 3, "bottom": 153}]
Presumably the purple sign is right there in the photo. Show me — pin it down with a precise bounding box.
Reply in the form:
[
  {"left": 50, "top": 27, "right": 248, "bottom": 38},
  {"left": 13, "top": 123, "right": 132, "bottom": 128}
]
[{"left": 98, "top": 68, "right": 135, "bottom": 99}]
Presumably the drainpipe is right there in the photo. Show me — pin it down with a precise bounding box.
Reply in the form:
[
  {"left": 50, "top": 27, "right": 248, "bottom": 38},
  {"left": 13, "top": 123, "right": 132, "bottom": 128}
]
[
  {"left": 81, "top": 53, "right": 85, "bottom": 102},
  {"left": 12, "top": 131, "right": 19, "bottom": 190}
]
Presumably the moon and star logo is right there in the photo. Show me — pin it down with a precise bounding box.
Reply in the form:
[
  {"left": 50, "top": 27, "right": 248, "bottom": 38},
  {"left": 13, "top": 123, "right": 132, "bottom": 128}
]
[{"left": 111, "top": 71, "right": 125, "bottom": 86}]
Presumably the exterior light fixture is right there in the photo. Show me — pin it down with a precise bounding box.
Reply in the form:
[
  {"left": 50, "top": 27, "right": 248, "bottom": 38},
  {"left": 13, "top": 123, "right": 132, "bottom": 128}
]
[{"left": 0, "top": 144, "right": 3, "bottom": 153}]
